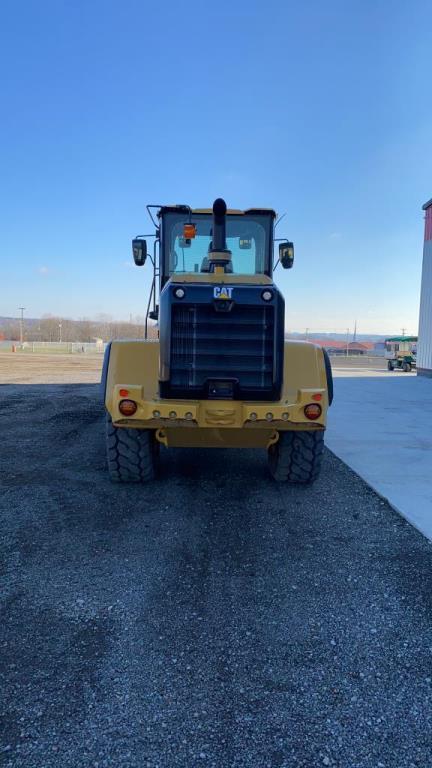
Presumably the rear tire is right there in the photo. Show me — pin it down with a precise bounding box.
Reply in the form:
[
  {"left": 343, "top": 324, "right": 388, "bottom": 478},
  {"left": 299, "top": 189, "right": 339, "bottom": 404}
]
[
  {"left": 106, "top": 414, "right": 158, "bottom": 482},
  {"left": 268, "top": 430, "right": 324, "bottom": 484},
  {"left": 402, "top": 362, "right": 411, "bottom": 372}
]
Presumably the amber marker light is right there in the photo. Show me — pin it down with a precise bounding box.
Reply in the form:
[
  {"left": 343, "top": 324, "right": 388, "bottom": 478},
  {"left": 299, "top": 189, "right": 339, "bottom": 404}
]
[
  {"left": 304, "top": 403, "right": 322, "bottom": 420},
  {"left": 119, "top": 388, "right": 129, "bottom": 397},
  {"left": 119, "top": 399, "right": 137, "bottom": 416},
  {"left": 183, "top": 223, "right": 196, "bottom": 239}
]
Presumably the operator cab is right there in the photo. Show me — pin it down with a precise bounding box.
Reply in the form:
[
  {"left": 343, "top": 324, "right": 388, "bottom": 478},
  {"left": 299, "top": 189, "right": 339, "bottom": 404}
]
[{"left": 160, "top": 200, "right": 276, "bottom": 283}]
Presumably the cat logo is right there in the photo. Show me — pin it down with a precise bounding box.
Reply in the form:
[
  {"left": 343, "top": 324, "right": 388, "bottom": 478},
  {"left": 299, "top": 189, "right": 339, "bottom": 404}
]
[{"left": 214, "top": 286, "right": 233, "bottom": 300}]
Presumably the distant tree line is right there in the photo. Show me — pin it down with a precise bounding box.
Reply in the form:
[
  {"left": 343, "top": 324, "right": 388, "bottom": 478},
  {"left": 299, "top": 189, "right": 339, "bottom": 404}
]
[{"left": 1, "top": 313, "right": 157, "bottom": 342}]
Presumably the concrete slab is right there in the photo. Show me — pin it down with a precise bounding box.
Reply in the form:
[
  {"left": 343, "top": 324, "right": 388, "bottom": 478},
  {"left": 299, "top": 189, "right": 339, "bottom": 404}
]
[{"left": 326, "top": 375, "right": 432, "bottom": 540}]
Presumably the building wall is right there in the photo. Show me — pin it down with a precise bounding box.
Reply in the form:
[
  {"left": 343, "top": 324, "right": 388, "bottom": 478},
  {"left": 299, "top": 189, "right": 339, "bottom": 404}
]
[{"left": 417, "top": 204, "right": 432, "bottom": 376}]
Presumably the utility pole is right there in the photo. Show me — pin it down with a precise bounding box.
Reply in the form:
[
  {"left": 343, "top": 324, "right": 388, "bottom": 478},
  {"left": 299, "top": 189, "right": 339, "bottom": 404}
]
[
  {"left": 401, "top": 328, "right": 406, "bottom": 338},
  {"left": 346, "top": 327, "right": 350, "bottom": 357},
  {"left": 353, "top": 319, "right": 357, "bottom": 342},
  {"left": 18, "top": 307, "right": 26, "bottom": 345},
  {"left": 305, "top": 327, "right": 309, "bottom": 341},
  {"left": 59, "top": 321, "right": 62, "bottom": 343}
]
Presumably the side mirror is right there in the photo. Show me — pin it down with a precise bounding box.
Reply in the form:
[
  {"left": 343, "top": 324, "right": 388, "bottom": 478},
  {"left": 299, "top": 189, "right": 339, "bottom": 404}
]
[
  {"left": 279, "top": 241, "right": 294, "bottom": 269},
  {"left": 132, "top": 238, "right": 147, "bottom": 266}
]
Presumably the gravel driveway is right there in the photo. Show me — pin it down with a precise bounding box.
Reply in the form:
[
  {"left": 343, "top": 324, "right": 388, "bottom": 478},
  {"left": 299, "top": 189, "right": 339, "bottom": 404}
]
[{"left": 1, "top": 385, "right": 432, "bottom": 768}]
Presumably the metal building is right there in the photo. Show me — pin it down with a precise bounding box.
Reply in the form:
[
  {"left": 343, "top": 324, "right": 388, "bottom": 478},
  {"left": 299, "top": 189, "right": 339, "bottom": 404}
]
[{"left": 417, "top": 198, "right": 432, "bottom": 376}]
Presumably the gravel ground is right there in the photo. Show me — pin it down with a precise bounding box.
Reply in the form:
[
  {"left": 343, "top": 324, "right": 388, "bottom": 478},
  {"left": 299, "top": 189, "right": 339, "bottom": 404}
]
[{"left": 1, "top": 384, "right": 432, "bottom": 768}]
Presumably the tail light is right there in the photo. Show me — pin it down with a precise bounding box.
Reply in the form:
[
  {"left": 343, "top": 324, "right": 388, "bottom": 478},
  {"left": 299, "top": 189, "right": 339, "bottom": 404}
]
[
  {"left": 304, "top": 403, "right": 322, "bottom": 420},
  {"left": 119, "top": 399, "right": 137, "bottom": 416}
]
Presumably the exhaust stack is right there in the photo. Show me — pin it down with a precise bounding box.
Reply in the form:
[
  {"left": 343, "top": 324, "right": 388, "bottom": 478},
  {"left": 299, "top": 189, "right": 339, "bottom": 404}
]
[{"left": 208, "top": 198, "right": 232, "bottom": 271}]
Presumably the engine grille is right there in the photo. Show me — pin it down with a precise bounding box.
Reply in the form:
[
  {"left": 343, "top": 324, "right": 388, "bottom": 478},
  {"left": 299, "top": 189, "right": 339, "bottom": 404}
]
[{"left": 170, "top": 303, "right": 274, "bottom": 394}]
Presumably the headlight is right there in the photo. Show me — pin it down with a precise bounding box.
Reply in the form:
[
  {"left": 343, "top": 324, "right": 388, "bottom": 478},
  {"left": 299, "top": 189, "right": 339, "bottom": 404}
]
[
  {"left": 261, "top": 289, "right": 273, "bottom": 302},
  {"left": 174, "top": 287, "right": 185, "bottom": 299}
]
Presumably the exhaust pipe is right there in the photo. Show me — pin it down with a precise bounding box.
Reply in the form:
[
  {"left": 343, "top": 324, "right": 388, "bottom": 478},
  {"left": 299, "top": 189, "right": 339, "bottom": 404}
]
[
  {"left": 211, "top": 198, "right": 227, "bottom": 252},
  {"left": 208, "top": 198, "right": 232, "bottom": 271}
]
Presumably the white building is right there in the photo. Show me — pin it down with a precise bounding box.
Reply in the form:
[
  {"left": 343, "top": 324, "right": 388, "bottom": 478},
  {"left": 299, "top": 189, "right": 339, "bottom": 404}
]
[{"left": 417, "top": 198, "right": 432, "bottom": 377}]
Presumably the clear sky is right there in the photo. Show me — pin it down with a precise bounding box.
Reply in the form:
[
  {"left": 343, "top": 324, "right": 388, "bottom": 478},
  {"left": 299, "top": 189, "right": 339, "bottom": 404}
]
[{"left": 1, "top": 0, "right": 431, "bottom": 335}]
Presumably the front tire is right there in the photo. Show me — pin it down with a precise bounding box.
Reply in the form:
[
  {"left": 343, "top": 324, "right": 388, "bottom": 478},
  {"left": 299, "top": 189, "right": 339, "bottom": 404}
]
[
  {"left": 387, "top": 360, "right": 395, "bottom": 371},
  {"left": 268, "top": 430, "right": 324, "bottom": 484},
  {"left": 402, "top": 362, "right": 411, "bottom": 372},
  {"left": 106, "top": 414, "right": 158, "bottom": 482}
]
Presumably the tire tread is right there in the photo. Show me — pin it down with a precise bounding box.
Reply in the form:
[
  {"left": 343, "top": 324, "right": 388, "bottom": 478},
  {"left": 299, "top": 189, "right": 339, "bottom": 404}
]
[
  {"left": 105, "top": 414, "right": 156, "bottom": 483},
  {"left": 268, "top": 430, "right": 324, "bottom": 484}
]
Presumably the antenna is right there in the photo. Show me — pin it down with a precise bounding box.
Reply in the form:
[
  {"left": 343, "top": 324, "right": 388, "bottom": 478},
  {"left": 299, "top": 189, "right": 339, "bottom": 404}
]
[{"left": 275, "top": 212, "right": 286, "bottom": 230}]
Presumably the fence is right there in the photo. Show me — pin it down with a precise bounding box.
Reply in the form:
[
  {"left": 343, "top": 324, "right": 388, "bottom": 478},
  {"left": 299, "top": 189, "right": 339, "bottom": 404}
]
[{"left": 2, "top": 341, "right": 107, "bottom": 354}]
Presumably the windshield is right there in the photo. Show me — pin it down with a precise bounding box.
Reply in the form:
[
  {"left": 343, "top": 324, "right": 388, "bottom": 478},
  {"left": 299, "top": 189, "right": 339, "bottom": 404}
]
[{"left": 162, "top": 212, "right": 273, "bottom": 278}]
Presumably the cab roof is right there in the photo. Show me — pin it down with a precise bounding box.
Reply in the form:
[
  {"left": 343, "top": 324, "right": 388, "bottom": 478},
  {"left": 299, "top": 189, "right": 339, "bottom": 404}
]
[
  {"left": 385, "top": 336, "right": 418, "bottom": 342},
  {"left": 158, "top": 205, "right": 277, "bottom": 218}
]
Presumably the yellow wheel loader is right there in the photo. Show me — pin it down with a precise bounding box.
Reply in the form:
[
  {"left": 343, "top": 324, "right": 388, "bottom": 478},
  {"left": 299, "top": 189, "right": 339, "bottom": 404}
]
[{"left": 101, "top": 198, "right": 333, "bottom": 483}]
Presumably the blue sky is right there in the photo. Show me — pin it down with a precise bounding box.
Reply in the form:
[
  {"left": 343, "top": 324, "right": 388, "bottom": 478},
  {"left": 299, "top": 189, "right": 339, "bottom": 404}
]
[{"left": 1, "top": 0, "right": 431, "bottom": 334}]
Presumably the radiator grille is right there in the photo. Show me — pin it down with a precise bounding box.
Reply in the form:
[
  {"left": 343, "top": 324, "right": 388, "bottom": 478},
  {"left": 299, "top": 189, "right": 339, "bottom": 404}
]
[{"left": 170, "top": 304, "right": 274, "bottom": 391}]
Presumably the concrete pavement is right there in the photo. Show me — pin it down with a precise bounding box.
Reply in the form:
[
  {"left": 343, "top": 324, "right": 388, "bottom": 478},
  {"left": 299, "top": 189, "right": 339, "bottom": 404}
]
[{"left": 326, "top": 373, "right": 432, "bottom": 540}]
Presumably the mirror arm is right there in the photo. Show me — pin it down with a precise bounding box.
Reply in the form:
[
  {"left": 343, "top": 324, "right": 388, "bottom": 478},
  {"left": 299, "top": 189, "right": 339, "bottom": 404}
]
[
  {"left": 145, "top": 279, "right": 154, "bottom": 340},
  {"left": 152, "top": 238, "right": 158, "bottom": 317},
  {"left": 144, "top": 239, "right": 160, "bottom": 339},
  {"left": 146, "top": 206, "right": 163, "bottom": 228},
  {"left": 273, "top": 238, "right": 287, "bottom": 272}
]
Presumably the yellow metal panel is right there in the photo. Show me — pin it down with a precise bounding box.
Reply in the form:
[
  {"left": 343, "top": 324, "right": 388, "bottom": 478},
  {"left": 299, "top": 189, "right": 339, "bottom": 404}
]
[
  {"left": 160, "top": 427, "right": 276, "bottom": 448},
  {"left": 281, "top": 341, "right": 328, "bottom": 403},
  {"left": 105, "top": 340, "right": 159, "bottom": 412},
  {"left": 169, "top": 274, "right": 273, "bottom": 285},
  {"left": 105, "top": 339, "right": 329, "bottom": 449},
  {"left": 192, "top": 208, "right": 244, "bottom": 215},
  {"left": 191, "top": 208, "right": 277, "bottom": 216}
]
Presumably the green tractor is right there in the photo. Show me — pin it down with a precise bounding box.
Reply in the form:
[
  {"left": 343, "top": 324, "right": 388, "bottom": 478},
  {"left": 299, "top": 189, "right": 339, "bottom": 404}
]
[{"left": 385, "top": 336, "right": 417, "bottom": 372}]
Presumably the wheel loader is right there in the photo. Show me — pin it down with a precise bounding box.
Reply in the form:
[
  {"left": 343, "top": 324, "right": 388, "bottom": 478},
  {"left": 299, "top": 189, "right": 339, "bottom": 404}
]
[{"left": 101, "top": 198, "right": 333, "bottom": 483}]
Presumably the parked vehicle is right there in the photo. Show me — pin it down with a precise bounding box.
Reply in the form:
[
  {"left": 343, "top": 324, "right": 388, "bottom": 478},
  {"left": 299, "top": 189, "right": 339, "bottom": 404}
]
[
  {"left": 101, "top": 198, "right": 333, "bottom": 483},
  {"left": 385, "top": 336, "right": 417, "bottom": 371}
]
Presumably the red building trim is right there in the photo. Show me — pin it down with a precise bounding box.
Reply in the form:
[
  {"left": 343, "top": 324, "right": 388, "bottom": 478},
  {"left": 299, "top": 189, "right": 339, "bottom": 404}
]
[{"left": 425, "top": 207, "right": 432, "bottom": 242}]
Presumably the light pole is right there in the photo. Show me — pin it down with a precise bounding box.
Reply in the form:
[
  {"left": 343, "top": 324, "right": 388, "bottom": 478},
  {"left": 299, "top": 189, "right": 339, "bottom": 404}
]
[
  {"left": 59, "top": 322, "right": 62, "bottom": 343},
  {"left": 346, "top": 327, "right": 350, "bottom": 358},
  {"left": 18, "top": 307, "right": 26, "bottom": 345},
  {"left": 305, "top": 327, "right": 309, "bottom": 341}
]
